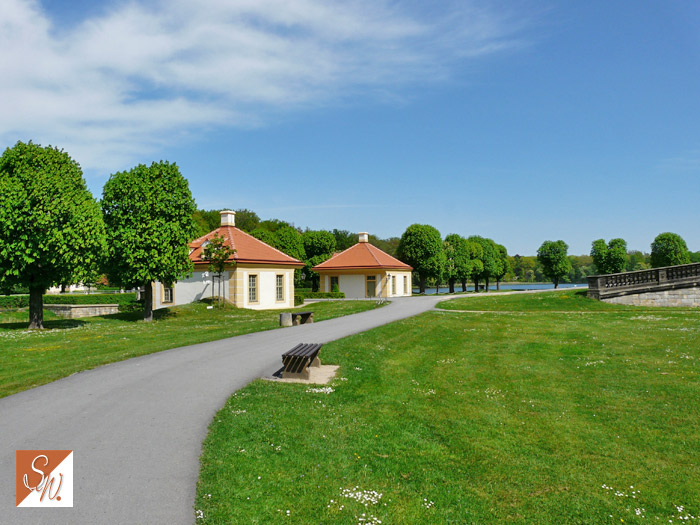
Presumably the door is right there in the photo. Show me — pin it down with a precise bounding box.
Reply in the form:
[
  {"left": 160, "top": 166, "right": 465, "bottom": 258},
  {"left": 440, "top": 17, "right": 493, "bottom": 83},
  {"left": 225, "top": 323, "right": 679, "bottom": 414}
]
[{"left": 366, "top": 275, "right": 376, "bottom": 298}]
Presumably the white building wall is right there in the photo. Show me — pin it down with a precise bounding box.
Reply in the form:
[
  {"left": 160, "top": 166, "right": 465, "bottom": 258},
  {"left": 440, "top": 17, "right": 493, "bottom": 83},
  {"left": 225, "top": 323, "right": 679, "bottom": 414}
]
[
  {"left": 240, "top": 268, "right": 295, "bottom": 310},
  {"left": 155, "top": 270, "right": 227, "bottom": 309},
  {"left": 338, "top": 274, "right": 367, "bottom": 299},
  {"left": 385, "top": 271, "right": 412, "bottom": 297}
]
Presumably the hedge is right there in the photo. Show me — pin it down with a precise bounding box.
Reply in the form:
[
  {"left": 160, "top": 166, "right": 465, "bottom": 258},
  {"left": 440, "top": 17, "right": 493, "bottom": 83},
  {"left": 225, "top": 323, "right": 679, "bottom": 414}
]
[
  {"left": 298, "top": 291, "right": 345, "bottom": 299},
  {"left": 294, "top": 294, "right": 305, "bottom": 306},
  {"left": 0, "top": 293, "right": 140, "bottom": 311}
]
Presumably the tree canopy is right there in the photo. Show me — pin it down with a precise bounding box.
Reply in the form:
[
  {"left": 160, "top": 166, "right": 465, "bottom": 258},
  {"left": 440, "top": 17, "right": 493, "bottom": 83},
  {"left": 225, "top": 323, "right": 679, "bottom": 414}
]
[
  {"left": 590, "top": 238, "right": 628, "bottom": 274},
  {"left": 650, "top": 232, "right": 691, "bottom": 268},
  {"left": 537, "top": 240, "right": 572, "bottom": 288},
  {"left": 0, "top": 141, "right": 106, "bottom": 328},
  {"left": 444, "top": 234, "right": 479, "bottom": 293},
  {"left": 397, "top": 224, "right": 444, "bottom": 294},
  {"left": 202, "top": 234, "right": 235, "bottom": 305},
  {"left": 102, "top": 161, "right": 197, "bottom": 321},
  {"left": 467, "top": 236, "right": 501, "bottom": 291},
  {"left": 303, "top": 230, "right": 336, "bottom": 291}
]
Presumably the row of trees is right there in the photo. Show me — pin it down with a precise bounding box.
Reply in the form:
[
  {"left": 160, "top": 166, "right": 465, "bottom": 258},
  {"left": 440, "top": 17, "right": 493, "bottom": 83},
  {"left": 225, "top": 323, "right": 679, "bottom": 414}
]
[
  {"left": 0, "top": 142, "right": 198, "bottom": 328},
  {"left": 395, "top": 224, "right": 510, "bottom": 294}
]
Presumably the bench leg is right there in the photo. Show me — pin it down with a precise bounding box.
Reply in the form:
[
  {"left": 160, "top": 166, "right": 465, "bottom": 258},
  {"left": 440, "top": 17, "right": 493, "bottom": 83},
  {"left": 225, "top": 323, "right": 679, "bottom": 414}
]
[
  {"left": 282, "top": 368, "right": 311, "bottom": 380},
  {"left": 279, "top": 313, "right": 293, "bottom": 327},
  {"left": 310, "top": 356, "right": 321, "bottom": 368}
]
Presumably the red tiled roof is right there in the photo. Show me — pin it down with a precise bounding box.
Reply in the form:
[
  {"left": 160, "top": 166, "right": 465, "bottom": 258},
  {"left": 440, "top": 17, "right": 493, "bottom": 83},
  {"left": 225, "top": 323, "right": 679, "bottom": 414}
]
[
  {"left": 312, "top": 242, "right": 412, "bottom": 271},
  {"left": 189, "top": 226, "right": 304, "bottom": 267}
]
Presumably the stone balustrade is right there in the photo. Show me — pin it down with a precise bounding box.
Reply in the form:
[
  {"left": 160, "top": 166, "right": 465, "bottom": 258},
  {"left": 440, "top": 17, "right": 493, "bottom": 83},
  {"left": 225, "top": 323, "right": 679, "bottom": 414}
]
[{"left": 588, "top": 262, "right": 700, "bottom": 301}]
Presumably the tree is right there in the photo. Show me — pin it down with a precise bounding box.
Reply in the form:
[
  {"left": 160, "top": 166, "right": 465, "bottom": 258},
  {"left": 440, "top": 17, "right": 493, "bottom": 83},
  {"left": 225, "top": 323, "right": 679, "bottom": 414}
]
[
  {"left": 192, "top": 209, "right": 221, "bottom": 237},
  {"left": 201, "top": 234, "right": 235, "bottom": 306},
  {"left": 650, "top": 232, "right": 691, "bottom": 268},
  {"left": 234, "top": 209, "right": 260, "bottom": 232},
  {"left": 494, "top": 243, "right": 510, "bottom": 290},
  {"left": 0, "top": 141, "right": 106, "bottom": 329},
  {"left": 303, "top": 230, "right": 336, "bottom": 291},
  {"left": 590, "top": 238, "right": 627, "bottom": 274},
  {"left": 444, "top": 234, "right": 478, "bottom": 294},
  {"left": 397, "top": 224, "right": 444, "bottom": 294},
  {"left": 467, "top": 236, "right": 500, "bottom": 292},
  {"left": 102, "top": 161, "right": 197, "bottom": 322},
  {"left": 332, "top": 229, "right": 356, "bottom": 251},
  {"left": 250, "top": 228, "right": 277, "bottom": 247},
  {"left": 537, "top": 240, "right": 572, "bottom": 288},
  {"left": 463, "top": 240, "right": 483, "bottom": 291}
]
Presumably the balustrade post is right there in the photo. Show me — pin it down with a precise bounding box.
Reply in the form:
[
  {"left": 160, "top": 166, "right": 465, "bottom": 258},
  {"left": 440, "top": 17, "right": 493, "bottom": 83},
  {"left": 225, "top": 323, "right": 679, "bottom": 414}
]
[{"left": 657, "top": 269, "right": 667, "bottom": 284}]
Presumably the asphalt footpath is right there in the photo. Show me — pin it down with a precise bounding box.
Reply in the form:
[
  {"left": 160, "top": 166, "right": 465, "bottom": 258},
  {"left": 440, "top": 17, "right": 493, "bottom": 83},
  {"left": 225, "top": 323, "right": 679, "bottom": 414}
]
[{"left": 1, "top": 295, "right": 445, "bottom": 524}]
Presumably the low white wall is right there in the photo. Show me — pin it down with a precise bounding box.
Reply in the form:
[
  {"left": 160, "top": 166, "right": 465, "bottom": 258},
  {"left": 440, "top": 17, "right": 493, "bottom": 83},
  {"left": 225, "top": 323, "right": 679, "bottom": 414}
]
[{"left": 155, "top": 271, "right": 226, "bottom": 309}]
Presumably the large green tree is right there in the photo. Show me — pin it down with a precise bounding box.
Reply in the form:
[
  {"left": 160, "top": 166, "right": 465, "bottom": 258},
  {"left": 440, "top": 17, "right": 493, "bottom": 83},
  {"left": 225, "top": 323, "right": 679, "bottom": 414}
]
[
  {"left": 0, "top": 141, "right": 106, "bottom": 329},
  {"left": 650, "top": 232, "right": 691, "bottom": 268},
  {"left": 102, "top": 161, "right": 197, "bottom": 321},
  {"left": 590, "top": 238, "right": 628, "bottom": 274},
  {"left": 444, "top": 234, "right": 479, "bottom": 294},
  {"left": 494, "top": 243, "right": 510, "bottom": 290},
  {"left": 303, "top": 230, "right": 336, "bottom": 291},
  {"left": 397, "top": 224, "right": 444, "bottom": 294},
  {"left": 537, "top": 240, "right": 572, "bottom": 288},
  {"left": 234, "top": 209, "right": 260, "bottom": 233},
  {"left": 467, "top": 236, "right": 501, "bottom": 292}
]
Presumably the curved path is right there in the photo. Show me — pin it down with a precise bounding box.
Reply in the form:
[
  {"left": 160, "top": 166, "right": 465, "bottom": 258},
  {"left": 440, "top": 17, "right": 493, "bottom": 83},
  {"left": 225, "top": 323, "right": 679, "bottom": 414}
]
[{"left": 1, "top": 296, "right": 446, "bottom": 524}]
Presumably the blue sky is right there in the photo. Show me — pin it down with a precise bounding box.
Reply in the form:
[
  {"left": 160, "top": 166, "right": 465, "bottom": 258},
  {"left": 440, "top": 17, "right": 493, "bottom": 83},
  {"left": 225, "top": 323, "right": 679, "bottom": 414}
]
[{"left": 2, "top": 1, "right": 699, "bottom": 255}]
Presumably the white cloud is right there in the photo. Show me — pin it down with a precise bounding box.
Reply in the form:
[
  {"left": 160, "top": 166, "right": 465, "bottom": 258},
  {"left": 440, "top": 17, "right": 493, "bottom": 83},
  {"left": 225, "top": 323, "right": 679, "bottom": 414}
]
[{"left": 0, "top": 0, "right": 528, "bottom": 173}]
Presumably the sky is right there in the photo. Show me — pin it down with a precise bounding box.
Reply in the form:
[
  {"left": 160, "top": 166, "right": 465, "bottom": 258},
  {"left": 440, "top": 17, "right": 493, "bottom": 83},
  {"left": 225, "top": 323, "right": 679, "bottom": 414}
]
[{"left": 2, "top": 0, "right": 699, "bottom": 255}]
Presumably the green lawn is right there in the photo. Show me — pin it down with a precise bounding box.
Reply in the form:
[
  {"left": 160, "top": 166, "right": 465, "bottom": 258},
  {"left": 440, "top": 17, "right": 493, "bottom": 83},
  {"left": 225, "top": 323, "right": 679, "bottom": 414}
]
[
  {"left": 0, "top": 300, "right": 382, "bottom": 398},
  {"left": 196, "top": 292, "right": 699, "bottom": 523}
]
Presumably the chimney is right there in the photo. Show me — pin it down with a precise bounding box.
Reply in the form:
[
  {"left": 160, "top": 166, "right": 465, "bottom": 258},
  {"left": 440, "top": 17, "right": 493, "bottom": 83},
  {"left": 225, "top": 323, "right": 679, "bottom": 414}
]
[
  {"left": 358, "top": 232, "right": 369, "bottom": 243},
  {"left": 220, "top": 210, "right": 236, "bottom": 227}
]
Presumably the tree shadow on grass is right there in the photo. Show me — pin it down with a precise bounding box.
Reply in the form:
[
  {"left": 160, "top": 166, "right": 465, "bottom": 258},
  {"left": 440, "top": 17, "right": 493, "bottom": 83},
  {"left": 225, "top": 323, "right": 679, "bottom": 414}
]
[
  {"left": 91, "top": 308, "right": 178, "bottom": 323},
  {"left": 0, "top": 318, "right": 86, "bottom": 331}
]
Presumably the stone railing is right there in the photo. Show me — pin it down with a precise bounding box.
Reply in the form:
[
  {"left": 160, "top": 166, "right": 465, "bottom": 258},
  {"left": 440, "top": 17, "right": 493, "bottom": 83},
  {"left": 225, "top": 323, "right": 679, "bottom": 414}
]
[{"left": 588, "top": 262, "right": 700, "bottom": 300}]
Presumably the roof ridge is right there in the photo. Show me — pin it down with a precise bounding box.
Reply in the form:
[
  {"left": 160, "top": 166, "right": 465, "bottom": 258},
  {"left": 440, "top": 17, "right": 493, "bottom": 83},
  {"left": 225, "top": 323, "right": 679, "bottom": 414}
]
[{"left": 365, "top": 242, "right": 382, "bottom": 266}]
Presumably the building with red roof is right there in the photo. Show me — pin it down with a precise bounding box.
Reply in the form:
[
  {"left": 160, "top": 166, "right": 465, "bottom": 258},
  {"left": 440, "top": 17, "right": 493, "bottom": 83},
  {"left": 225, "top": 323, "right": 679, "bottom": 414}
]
[
  {"left": 154, "top": 211, "right": 304, "bottom": 310},
  {"left": 312, "top": 233, "right": 413, "bottom": 298}
]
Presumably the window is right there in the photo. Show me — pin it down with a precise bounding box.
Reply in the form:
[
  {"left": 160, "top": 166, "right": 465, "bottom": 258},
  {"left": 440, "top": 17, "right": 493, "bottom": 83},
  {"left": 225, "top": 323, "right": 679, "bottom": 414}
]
[
  {"left": 404, "top": 276, "right": 408, "bottom": 295},
  {"left": 248, "top": 274, "right": 258, "bottom": 303},
  {"left": 366, "top": 275, "right": 376, "bottom": 298},
  {"left": 330, "top": 276, "right": 339, "bottom": 292},
  {"left": 163, "top": 286, "right": 173, "bottom": 304},
  {"left": 391, "top": 275, "right": 396, "bottom": 295},
  {"left": 276, "top": 274, "right": 284, "bottom": 301}
]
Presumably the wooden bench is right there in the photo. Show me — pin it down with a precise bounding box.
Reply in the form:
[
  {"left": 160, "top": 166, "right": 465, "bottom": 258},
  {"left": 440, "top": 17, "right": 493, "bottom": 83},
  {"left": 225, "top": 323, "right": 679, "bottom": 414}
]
[
  {"left": 281, "top": 343, "right": 323, "bottom": 380},
  {"left": 279, "top": 311, "right": 314, "bottom": 327}
]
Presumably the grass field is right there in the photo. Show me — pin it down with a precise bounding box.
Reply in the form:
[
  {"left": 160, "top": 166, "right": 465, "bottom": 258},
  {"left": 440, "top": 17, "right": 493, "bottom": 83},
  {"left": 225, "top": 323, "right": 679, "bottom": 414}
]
[
  {"left": 0, "top": 300, "right": 382, "bottom": 398},
  {"left": 196, "top": 291, "right": 699, "bottom": 524}
]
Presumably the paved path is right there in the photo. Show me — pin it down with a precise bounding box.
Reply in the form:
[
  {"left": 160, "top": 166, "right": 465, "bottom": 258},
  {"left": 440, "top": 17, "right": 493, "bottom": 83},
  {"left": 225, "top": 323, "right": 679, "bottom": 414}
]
[{"left": 1, "top": 295, "right": 445, "bottom": 524}]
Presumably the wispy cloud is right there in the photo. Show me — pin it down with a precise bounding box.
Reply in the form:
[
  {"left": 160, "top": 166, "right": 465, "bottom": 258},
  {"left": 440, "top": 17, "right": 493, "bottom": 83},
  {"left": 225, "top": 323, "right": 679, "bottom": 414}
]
[{"left": 1, "top": 0, "right": 529, "bottom": 173}]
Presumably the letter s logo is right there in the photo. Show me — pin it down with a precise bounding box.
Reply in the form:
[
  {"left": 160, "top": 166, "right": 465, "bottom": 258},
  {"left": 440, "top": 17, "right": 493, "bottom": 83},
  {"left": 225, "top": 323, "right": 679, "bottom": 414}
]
[{"left": 23, "top": 455, "right": 48, "bottom": 491}]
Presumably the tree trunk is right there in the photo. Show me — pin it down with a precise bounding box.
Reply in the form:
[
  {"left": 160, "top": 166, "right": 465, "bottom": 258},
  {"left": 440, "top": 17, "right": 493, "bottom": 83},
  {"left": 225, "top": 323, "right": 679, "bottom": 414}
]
[
  {"left": 485, "top": 277, "right": 490, "bottom": 292},
  {"left": 554, "top": 278, "right": 559, "bottom": 289},
  {"left": 473, "top": 277, "right": 479, "bottom": 293},
  {"left": 449, "top": 278, "right": 455, "bottom": 294},
  {"left": 28, "top": 286, "right": 45, "bottom": 329},
  {"left": 496, "top": 278, "right": 501, "bottom": 291},
  {"left": 419, "top": 276, "right": 426, "bottom": 294},
  {"left": 434, "top": 277, "right": 440, "bottom": 295},
  {"left": 143, "top": 282, "right": 154, "bottom": 322},
  {"left": 461, "top": 280, "right": 467, "bottom": 292}
]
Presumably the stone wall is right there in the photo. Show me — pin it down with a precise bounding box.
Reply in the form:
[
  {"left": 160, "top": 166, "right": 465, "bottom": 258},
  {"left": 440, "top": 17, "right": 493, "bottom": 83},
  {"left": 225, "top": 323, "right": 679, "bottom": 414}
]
[
  {"left": 44, "top": 304, "right": 120, "bottom": 319},
  {"left": 602, "top": 288, "right": 700, "bottom": 307}
]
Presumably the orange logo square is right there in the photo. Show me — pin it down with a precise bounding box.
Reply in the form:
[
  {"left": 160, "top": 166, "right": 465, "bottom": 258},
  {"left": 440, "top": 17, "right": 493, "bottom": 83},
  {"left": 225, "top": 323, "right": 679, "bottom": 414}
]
[{"left": 16, "top": 450, "right": 73, "bottom": 507}]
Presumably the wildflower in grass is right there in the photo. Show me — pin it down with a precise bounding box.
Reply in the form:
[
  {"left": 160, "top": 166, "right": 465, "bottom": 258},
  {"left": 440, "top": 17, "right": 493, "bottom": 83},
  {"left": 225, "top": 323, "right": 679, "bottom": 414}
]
[{"left": 307, "top": 387, "right": 335, "bottom": 394}]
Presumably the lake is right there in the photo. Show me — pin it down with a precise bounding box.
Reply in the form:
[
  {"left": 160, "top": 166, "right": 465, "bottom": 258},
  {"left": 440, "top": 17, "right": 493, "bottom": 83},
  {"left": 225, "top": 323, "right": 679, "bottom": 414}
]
[{"left": 414, "top": 283, "right": 587, "bottom": 294}]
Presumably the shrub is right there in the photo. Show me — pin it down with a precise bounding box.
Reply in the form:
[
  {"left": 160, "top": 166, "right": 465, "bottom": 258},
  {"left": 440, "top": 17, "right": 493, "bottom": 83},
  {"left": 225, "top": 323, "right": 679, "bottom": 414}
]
[
  {"left": 297, "top": 291, "right": 345, "bottom": 299},
  {"left": 0, "top": 293, "right": 140, "bottom": 312},
  {"left": 294, "top": 293, "right": 305, "bottom": 306}
]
